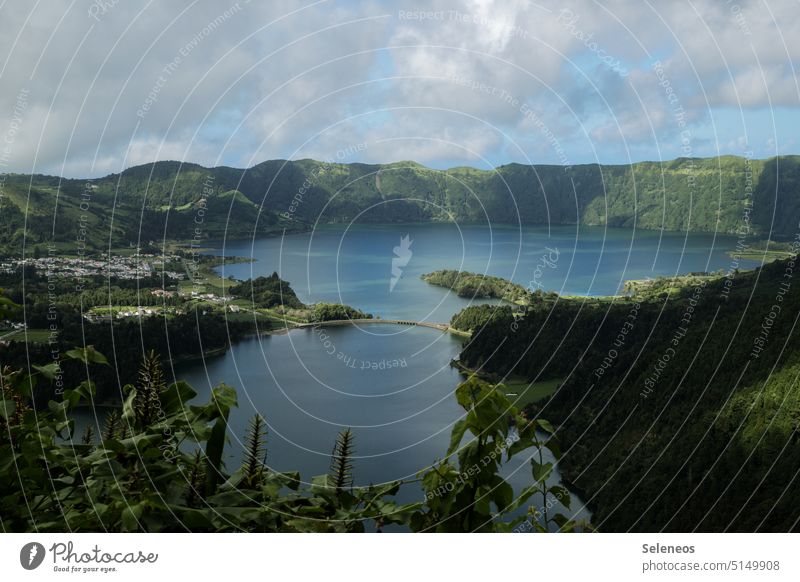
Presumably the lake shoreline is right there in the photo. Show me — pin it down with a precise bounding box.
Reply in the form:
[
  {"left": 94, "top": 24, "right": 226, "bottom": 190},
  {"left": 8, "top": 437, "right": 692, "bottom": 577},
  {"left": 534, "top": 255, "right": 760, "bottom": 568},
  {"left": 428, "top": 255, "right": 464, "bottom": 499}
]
[{"left": 165, "top": 223, "right": 765, "bottom": 530}]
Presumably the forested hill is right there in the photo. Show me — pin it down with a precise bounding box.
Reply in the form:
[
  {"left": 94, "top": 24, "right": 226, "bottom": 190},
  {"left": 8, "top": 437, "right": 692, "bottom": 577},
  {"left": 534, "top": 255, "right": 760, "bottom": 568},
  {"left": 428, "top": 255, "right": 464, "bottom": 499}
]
[
  {"left": 3, "top": 155, "right": 800, "bottom": 252},
  {"left": 455, "top": 256, "right": 800, "bottom": 532}
]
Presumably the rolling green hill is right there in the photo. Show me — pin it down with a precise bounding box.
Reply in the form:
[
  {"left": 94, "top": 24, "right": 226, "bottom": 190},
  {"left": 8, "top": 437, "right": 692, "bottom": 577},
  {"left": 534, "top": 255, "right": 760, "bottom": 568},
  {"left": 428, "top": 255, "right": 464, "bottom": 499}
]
[{"left": 2, "top": 154, "right": 798, "bottom": 253}]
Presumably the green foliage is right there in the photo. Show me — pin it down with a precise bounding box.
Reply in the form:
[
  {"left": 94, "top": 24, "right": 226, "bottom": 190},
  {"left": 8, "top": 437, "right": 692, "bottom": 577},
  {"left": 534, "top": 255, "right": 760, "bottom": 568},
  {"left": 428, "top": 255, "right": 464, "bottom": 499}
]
[
  {"left": 128, "top": 350, "right": 167, "bottom": 428},
  {"left": 423, "top": 270, "right": 531, "bottom": 303},
  {"left": 0, "top": 289, "right": 19, "bottom": 319},
  {"left": 311, "top": 302, "right": 372, "bottom": 322},
  {"left": 64, "top": 346, "right": 109, "bottom": 366},
  {"left": 81, "top": 424, "right": 95, "bottom": 446},
  {"left": 230, "top": 272, "right": 305, "bottom": 309},
  {"left": 0, "top": 353, "right": 584, "bottom": 533},
  {"left": 0, "top": 365, "right": 30, "bottom": 430},
  {"left": 3, "top": 155, "right": 799, "bottom": 254},
  {"left": 102, "top": 409, "right": 121, "bottom": 441},
  {"left": 241, "top": 414, "right": 267, "bottom": 488},
  {"left": 0, "top": 267, "right": 362, "bottom": 399},
  {"left": 753, "top": 157, "right": 800, "bottom": 239},
  {"left": 328, "top": 428, "right": 355, "bottom": 493},
  {"left": 458, "top": 255, "right": 800, "bottom": 531},
  {"left": 2, "top": 301, "right": 258, "bottom": 398},
  {"left": 202, "top": 383, "right": 237, "bottom": 496},
  {"left": 184, "top": 450, "right": 205, "bottom": 509},
  {"left": 623, "top": 272, "right": 718, "bottom": 298},
  {"left": 411, "top": 377, "right": 589, "bottom": 533},
  {"left": 450, "top": 304, "right": 514, "bottom": 332}
]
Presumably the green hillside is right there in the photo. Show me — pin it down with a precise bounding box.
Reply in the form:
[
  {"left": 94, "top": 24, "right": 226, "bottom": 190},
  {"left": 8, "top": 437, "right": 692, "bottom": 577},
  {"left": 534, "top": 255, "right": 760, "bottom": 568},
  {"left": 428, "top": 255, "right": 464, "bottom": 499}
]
[
  {"left": 454, "top": 255, "right": 800, "bottom": 532},
  {"left": 2, "top": 155, "right": 798, "bottom": 254}
]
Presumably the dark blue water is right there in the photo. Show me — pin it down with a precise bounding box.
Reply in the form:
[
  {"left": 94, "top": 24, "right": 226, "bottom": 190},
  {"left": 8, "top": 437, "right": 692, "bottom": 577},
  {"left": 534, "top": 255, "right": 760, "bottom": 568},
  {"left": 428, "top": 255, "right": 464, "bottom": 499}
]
[
  {"left": 208, "top": 224, "right": 757, "bottom": 321},
  {"left": 177, "top": 324, "right": 464, "bottom": 484},
  {"left": 165, "top": 224, "right": 759, "bottom": 526}
]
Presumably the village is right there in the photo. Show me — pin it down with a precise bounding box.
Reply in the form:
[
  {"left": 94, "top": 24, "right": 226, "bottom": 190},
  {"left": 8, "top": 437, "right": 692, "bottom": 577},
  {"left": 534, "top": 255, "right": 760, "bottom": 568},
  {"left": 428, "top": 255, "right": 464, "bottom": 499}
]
[
  {"left": 0, "top": 251, "right": 245, "bottom": 325},
  {"left": 82, "top": 289, "right": 241, "bottom": 322},
  {"left": 0, "top": 253, "right": 187, "bottom": 281}
]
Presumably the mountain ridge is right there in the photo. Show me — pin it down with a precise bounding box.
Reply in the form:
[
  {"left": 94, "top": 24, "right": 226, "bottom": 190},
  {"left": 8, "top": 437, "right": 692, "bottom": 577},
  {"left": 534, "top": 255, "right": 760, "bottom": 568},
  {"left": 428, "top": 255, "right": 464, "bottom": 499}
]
[{"left": 2, "top": 154, "right": 799, "bottom": 252}]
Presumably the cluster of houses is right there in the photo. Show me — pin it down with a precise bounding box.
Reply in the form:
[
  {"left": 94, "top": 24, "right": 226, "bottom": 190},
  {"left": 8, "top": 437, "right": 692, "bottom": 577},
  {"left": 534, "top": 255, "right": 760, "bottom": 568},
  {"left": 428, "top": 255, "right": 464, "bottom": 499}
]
[
  {"left": 0, "top": 254, "right": 186, "bottom": 281},
  {"left": 81, "top": 290, "right": 240, "bottom": 322},
  {"left": 187, "top": 291, "right": 229, "bottom": 302},
  {"left": 82, "top": 306, "right": 183, "bottom": 322}
]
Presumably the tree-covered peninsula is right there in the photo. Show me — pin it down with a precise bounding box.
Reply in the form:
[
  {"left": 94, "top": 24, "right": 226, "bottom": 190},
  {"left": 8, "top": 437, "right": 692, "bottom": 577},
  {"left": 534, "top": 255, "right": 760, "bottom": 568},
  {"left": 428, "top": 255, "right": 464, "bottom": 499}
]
[{"left": 422, "top": 269, "right": 532, "bottom": 304}]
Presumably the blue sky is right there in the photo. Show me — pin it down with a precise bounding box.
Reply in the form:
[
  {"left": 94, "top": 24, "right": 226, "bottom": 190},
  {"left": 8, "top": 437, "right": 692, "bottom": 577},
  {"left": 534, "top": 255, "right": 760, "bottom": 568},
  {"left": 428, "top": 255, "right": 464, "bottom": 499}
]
[{"left": 0, "top": 0, "right": 797, "bottom": 176}]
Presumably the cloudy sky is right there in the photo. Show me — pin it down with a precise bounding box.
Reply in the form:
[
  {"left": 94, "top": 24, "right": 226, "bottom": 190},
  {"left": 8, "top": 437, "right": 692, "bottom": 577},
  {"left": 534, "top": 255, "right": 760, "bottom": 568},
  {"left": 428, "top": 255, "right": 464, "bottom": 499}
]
[{"left": 0, "top": 0, "right": 797, "bottom": 177}]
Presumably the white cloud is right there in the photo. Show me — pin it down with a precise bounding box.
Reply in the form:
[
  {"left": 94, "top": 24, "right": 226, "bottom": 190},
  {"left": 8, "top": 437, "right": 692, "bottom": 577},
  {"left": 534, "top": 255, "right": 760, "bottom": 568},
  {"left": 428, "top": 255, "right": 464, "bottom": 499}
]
[{"left": 0, "top": 0, "right": 796, "bottom": 176}]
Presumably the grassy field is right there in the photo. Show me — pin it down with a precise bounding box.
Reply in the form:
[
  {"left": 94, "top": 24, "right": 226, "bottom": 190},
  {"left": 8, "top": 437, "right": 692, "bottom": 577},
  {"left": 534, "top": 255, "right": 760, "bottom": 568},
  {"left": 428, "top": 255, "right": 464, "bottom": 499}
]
[
  {"left": 223, "top": 310, "right": 277, "bottom": 324},
  {"left": 0, "top": 328, "right": 53, "bottom": 343},
  {"left": 176, "top": 259, "right": 236, "bottom": 295},
  {"left": 173, "top": 254, "right": 257, "bottom": 296},
  {"left": 497, "top": 376, "right": 563, "bottom": 408},
  {"left": 453, "top": 359, "right": 563, "bottom": 408}
]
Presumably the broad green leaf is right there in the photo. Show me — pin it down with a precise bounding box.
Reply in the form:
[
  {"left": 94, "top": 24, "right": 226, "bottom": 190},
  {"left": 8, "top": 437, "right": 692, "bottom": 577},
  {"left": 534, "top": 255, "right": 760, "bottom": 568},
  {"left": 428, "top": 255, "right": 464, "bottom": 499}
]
[
  {"left": 310, "top": 474, "right": 330, "bottom": 493},
  {"left": 211, "top": 383, "right": 237, "bottom": 418},
  {"left": 204, "top": 417, "right": 228, "bottom": 495},
  {"left": 548, "top": 485, "right": 571, "bottom": 509},
  {"left": 179, "top": 508, "right": 213, "bottom": 530},
  {"left": 33, "top": 363, "right": 61, "bottom": 380},
  {"left": 507, "top": 436, "right": 535, "bottom": 460},
  {"left": 65, "top": 346, "right": 108, "bottom": 365},
  {"left": 121, "top": 385, "right": 137, "bottom": 423},
  {"left": 474, "top": 485, "right": 491, "bottom": 516},
  {"left": 532, "top": 460, "right": 553, "bottom": 483},
  {"left": 121, "top": 503, "right": 144, "bottom": 531},
  {"left": 160, "top": 380, "right": 198, "bottom": 415},
  {"left": 551, "top": 512, "right": 575, "bottom": 531},
  {"left": 64, "top": 381, "right": 96, "bottom": 407},
  {"left": 491, "top": 478, "right": 514, "bottom": 510},
  {"left": 502, "top": 484, "right": 540, "bottom": 514},
  {"left": 207, "top": 490, "right": 251, "bottom": 506},
  {"left": 544, "top": 438, "right": 561, "bottom": 460},
  {"left": 366, "top": 480, "right": 402, "bottom": 499},
  {"left": 537, "top": 419, "right": 556, "bottom": 434},
  {"left": 446, "top": 419, "right": 469, "bottom": 457}
]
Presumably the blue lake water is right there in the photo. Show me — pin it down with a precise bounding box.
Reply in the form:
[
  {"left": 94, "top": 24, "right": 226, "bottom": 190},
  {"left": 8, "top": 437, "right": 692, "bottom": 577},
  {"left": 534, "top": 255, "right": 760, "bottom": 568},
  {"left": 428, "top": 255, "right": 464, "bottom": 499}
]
[
  {"left": 208, "top": 224, "right": 758, "bottom": 321},
  {"left": 170, "top": 224, "right": 759, "bottom": 527}
]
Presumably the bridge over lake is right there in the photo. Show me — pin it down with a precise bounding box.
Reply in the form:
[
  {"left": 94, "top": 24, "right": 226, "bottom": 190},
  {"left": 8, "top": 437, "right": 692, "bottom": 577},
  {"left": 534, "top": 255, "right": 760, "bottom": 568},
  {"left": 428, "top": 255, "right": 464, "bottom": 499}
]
[{"left": 295, "top": 318, "right": 470, "bottom": 336}]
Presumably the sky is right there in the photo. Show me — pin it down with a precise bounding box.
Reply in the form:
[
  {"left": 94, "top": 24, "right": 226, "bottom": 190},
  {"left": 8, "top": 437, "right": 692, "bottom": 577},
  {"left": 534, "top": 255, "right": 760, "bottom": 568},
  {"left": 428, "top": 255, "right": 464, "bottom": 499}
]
[{"left": 0, "top": 0, "right": 798, "bottom": 177}]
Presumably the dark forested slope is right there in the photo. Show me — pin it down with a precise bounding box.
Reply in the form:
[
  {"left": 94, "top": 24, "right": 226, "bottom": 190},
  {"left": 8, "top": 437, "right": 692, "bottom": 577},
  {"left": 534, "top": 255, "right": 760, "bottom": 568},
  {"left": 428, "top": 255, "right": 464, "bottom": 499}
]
[{"left": 456, "top": 255, "right": 800, "bottom": 531}]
